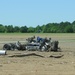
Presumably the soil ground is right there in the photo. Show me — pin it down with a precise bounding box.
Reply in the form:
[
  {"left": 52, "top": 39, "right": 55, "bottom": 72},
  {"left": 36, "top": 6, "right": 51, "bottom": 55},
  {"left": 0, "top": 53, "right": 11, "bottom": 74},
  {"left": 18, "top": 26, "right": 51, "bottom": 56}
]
[{"left": 0, "top": 33, "right": 75, "bottom": 75}]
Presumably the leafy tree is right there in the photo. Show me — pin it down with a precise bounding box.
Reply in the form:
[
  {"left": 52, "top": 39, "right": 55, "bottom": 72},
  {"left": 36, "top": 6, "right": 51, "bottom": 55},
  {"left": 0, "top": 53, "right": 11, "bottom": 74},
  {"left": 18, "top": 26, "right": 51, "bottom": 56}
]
[
  {"left": 5, "top": 25, "right": 14, "bottom": 33},
  {"left": 42, "top": 25, "right": 46, "bottom": 33},
  {"left": 20, "top": 26, "right": 28, "bottom": 33},
  {"left": 45, "top": 23, "right": 51, "bottom": 33},
  {"left": 0, "top": 24, "right": 3, "bottom": 26},
  {"left": 27, "top": 27, "right": 35, "bottom": 33},
  {"left": 0, "top": 24, "right": 6, "bottom": 33},
  {"left": 14, "top": 26, "right": 20, "bottom": 32},
  {"left": 59, "top": 22, "right": 66, "bottom": 32},
  {"left": 50, "top": 23, "right": 59, "bottom": 33},
  {"left": 0, "top": 21, "right": 75, "bottom": 33},
  {"left": 35, "top": 25, "right": 41, "bottom": 33},
  {"left": 64, "top": 25, "right": 73, "bottom": 33},
  {"left": 72, "top": 21, "right": 75, "bottom": 32}
]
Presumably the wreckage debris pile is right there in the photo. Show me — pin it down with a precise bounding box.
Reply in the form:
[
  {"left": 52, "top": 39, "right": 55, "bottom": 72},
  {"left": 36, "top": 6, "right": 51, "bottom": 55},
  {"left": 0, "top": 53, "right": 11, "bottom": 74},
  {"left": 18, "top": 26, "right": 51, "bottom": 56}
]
[{"left": 2, "top": 36, "right": 61, "bottom": 52}]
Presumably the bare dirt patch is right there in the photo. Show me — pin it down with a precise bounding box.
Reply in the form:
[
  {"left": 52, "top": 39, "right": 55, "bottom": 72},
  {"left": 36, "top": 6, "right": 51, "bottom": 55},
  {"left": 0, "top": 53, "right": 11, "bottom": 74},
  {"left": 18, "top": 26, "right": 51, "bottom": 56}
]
[{"left": 0, "top": 33, "right": 75, "bottom": 75}]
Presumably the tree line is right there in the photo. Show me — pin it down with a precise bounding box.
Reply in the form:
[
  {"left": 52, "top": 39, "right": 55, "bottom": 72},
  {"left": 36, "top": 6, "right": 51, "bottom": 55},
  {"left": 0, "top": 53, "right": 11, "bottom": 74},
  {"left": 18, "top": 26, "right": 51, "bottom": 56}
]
[{"left": 0, "top": 21, "right": 75, "bottom": 33}]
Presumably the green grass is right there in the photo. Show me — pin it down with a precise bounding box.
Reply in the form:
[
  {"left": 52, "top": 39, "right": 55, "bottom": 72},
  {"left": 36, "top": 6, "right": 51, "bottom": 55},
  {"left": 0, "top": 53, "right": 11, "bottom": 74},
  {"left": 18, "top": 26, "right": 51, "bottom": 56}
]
[{"left": 0, "top": 33, "right": 75, "bottom": 38}]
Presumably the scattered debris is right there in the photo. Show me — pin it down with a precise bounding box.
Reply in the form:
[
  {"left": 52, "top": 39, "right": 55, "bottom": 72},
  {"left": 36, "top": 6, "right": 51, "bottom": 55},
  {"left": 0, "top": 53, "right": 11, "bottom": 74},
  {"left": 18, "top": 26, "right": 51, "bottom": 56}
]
[
  {"left": 8, "top": 53, "right": 44, "bottom": 58},
  {"left": 7, "top": 52, "right": 64, "bottom": 58},
  {"left": 3, "top": 36, "right": 61, "bottom": 52},
  {"left": 0, "top": 50, "right": 7, "bottom": 55},
  {"left": 49, "top": 54, "right": 64, "bottom": 58}
]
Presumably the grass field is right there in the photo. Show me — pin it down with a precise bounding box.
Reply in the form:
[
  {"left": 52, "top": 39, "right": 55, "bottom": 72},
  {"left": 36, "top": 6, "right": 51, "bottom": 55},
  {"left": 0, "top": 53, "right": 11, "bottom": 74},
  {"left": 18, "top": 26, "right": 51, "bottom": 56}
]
[
  {"left": 0, "top": 33, "right": 75, "bottom": 42},
  {"left": 0, "top": 33, "right": 75, "bottom": 75}
]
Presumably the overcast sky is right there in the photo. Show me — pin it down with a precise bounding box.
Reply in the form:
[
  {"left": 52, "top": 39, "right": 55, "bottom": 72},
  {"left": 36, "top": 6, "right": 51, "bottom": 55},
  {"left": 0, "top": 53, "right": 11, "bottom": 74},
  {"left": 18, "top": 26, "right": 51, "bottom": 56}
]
[{"left": 0, "top": 0, "right": 75, "bottom": 27}]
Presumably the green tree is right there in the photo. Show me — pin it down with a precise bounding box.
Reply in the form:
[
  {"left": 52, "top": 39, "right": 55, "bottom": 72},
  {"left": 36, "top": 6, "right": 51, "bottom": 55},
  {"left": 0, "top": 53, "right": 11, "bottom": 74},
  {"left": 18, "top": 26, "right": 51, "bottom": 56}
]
[
  {"left": 27, "top": 27, "right": 35, "bottom": 33},
  {"left": 64, "top": 25, "right": 73, "bottom": 33},
  {"left": 42, "top": 25, "right": 46, "bottom": 33},
  {"left": 50, "top": 23, "right": 59, "bottom": 33},
  {"left": 5, "top": 25, "right": 14, "bottom": 33},
  {"left": 14, "top": 26, "right": 20, "bottom": 32},
  {"left": 0, "top": 24, "right": 6, "bottom": 33},
  {"left": 20, "top": 26, "right": 28, "bottom": 33},
  {"left": 72, "top": 21, "right": 75, "bottom": 32},
  {"left": 35, "top": 25, "right": 41, "bottom": 33},
  {"left": 45, "top": 23, "right": 51, "bottom": 33}
]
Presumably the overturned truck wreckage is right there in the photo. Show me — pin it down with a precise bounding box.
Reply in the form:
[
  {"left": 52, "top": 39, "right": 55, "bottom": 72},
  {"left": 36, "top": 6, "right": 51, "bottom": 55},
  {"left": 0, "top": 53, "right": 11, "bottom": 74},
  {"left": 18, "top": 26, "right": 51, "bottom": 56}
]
[
  {"left": 25, "top": 43, "right": 40, "bottom": 51},
  {"left": 3, "top": 36, "right": 61, "bottom": 52},
  {"left": 25, "top": 36, "right": 60, "bottom": 52},
  {"left": 49, "top": 41, "right": 59, "bottom": 52},
  {"left": 26, "top": 41, "right": 59, "bottom": 52},
  {"left": 3, "top": 41, "right": 26, "bottom": 50}
]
